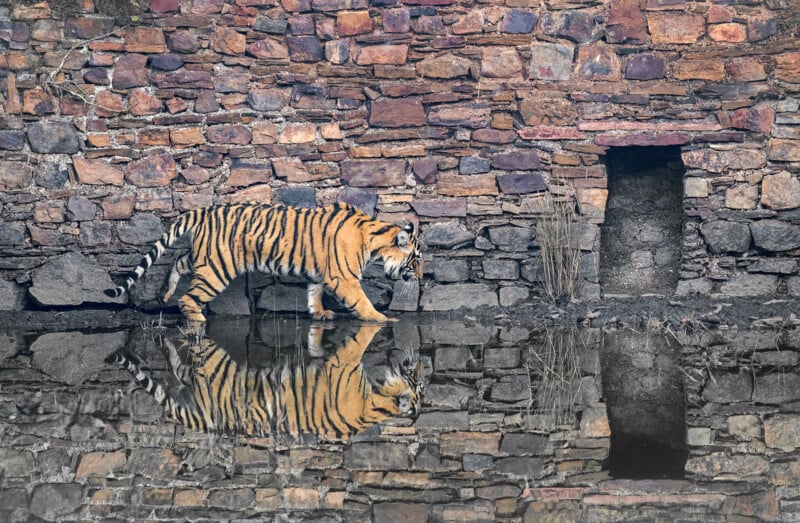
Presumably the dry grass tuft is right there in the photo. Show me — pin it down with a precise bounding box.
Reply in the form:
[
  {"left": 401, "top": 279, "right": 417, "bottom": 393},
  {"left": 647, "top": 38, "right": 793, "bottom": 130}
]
[{"left": 534, "top": 201, "right": 582, "bottom": 303}]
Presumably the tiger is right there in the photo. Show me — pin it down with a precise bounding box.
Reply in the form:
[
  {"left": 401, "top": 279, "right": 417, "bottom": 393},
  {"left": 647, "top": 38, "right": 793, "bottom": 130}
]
[
  {"left": 104, "top": 202, "right": 423, "bottom": 326},
  {"left": 107, "top": 324, "right": 425, "bottom": 441}
]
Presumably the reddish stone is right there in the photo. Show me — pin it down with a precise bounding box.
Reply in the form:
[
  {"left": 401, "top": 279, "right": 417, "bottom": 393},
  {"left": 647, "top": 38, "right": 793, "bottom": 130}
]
[
  {"left": 437, "top": 173, "right": 497, "bottom": 197},
  {"left": 706, "top": 5, "right": 733, "bottom": 23},
  {"left": 492, "top": 150, "right": 540, "bottom": 170},
  {"left": 411, "top": 157, "right": 438, "bottom": 184},
  {"left": 181, "top": 165, "right": 211, "bottom": 185},
  {"left": 576, "top": 46, "right": 621, "bottom": 80},
  {"left": 33, "top": 201, "right": 65, "bottom": 224},
  {"left": 150, "top": 0, "right": 180, "bottom": 12},
  {"left": 337, "top": 11, "right": 372, "bottom": 36},
  {"left": 22, "top": 89, "right": 55, "bottom": 115},
  {"left": 354, "top": 44, "right": 408, "bottom": 65},
  {"left": 647, "top": 13, "right": 705, "bottom": 44},
  {"left": 316, "top": 18, "right": 336, "bottom": 39},
  {"left": 728, "top": 491, "right": 779, "bottom": 520},
  {"left": 125, "top": 153, "right": 178, "bottom": 188},
  {"left": 65, "top": 17, "right": 114, "bottom": 39},
  {"left": 384, "top": 9, "right": 410, "bottom": 33},
  {"left": 113, "top": 54, "right": 149, "bottom": 89},
  {"left": 481, "top": 47, "right": 522, "bottom": 78},
  {"left": 731, "top": 104, "right": 773, "bottom": 134},
  {"left": 227, "top": 162, "right": 272, "bottom": 187},
  {"left": 278, "top": 123, "right": 316, "bottom": 143},
  {"left": 708, "top": 23, "right": 746, "bottom": 43},
  {"left": 412, "top": 15, "right": 445, "bottom": 35},
  {"left": 725, "top": 57, "right": 766, "bottom": 82},
  {"left": 123, "top": 27, "right": 166, "bottom": 53},
  {"left": 625, "top": 53, "right": 666, "bottom": 80},
  {"left": 247, "top": 38, "right": 290, "bottom": 60},
  {"left": 184, "top": 0, "right": 224, "bottom": 15},
  {"left": 95, "top": 91, "right": 124, "bottom": 117},
  {"left": 595, "top": 133, "right": 691, "bottom": 147},
  {"left": 775, "top": 52, "right": 800, "bottom": 83},
  {"left": 416, "top": 52, "right": 471, "bottom": 79},
  {"left": 77, "top": 452, "right": 127, "bottom": 478},
  {"left": 518, "top": 127, "right": 587, "bottom": 140},
  {"left": 289, "top": 14, "right": 315, "bottom": 35},
  {"left": 606, "top": 0, "right": 647, "bottom": 43},
  {"left": 428, "top": 103, "right": 490, "bottom": 129},
  {"left": 152, "top": 70, "right": 214, "bottom": 89},
  {"left": 170, "top": 127, "right": 205, "bottom": 147},
  {"left": 73, "top": 157, "right": 125, "bottom": 186},
  {"left": 31, "top": 19, "right": 61, "bottom": 42},
  {"left": 497, "top": 173, "right": 546, "bottom": 194},
  {"left": 287, "top": 36, "right": 323, "bottom": 62},
  {"left": 101, "top": 194, "right": 136, "bottom": 219},
  {"left": 167, "top": 30, "right": 201, "bottom": 53},
  {"left": 281, "top": 0, "right": 311, "bottom": 12},
  {"left": 11, "top": 2, "right": 51, "bottom": 20},
  {"left": 473, "top": 129, "right": 517, "bottom": 144},
  {"left": 129, "top": 89, "right": 163, "bottom": 116},
  {"left": 207, "top": 124, "right": 252, "bottom": 145},
  {"left": 519, "top": 96, "right": 578, "bottom": 126},
  {"left": 370, "top": 97, "right": 425, "bottom": 127},
  {"left": 768, "top": 139, "right": 800, "bottom": 162},
  {"left": 673, "top": 59, "right": 725, "bottom": 81},
  {"left": 212, "top": 27, "right": 246, "bottom": 55},
  {"left": 341, "top": 159, "right": 405, "bottom": 187},
  {"left": 541, "top": 11, "right": 594, "bottom": 44}
]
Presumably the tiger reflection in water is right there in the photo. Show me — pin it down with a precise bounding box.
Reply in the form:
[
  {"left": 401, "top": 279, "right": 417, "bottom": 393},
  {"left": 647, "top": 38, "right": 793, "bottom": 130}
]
[{"left": 108, "top": 324, "right": 424, "bottom": 441}]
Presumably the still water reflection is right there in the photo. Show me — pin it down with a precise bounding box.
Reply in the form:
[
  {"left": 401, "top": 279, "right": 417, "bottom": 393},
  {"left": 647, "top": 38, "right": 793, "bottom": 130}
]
[{"left": 107, "top": 322, "right": 424, "bottom": 441}]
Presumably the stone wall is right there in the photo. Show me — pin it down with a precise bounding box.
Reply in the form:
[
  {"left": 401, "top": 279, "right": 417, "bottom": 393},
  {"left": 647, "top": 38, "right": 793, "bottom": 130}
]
[{"left": 0, "top": 0, "right": 799, "bottom": 312}]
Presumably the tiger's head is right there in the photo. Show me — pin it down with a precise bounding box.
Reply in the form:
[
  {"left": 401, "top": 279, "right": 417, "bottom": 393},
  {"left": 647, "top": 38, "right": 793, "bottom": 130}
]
[
  {"left": 374, "top": 222, "right": 423, "bottom": 283},
  {"left": 377, "top": 354, "right": 425, "bottom": 417}
]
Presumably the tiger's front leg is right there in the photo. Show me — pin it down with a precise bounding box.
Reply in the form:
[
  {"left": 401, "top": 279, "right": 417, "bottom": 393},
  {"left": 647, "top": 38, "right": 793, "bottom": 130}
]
[
  {"left": 307, "top": 283, "right": 335, "bottom": 321},
  {"left": 329, "top": 279, "right": 396, "bottom": 323}
]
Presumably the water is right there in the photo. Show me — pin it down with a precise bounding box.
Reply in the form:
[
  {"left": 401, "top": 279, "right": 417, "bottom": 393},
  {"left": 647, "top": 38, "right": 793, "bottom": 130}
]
[{"left": 0, "top": 314, "right": 797, "bottom": 521}]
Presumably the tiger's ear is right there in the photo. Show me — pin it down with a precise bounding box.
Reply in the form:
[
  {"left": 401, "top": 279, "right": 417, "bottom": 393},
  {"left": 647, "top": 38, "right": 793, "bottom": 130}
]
[{"left": 397, "top": 230, "right": 409, "bottom": 247}]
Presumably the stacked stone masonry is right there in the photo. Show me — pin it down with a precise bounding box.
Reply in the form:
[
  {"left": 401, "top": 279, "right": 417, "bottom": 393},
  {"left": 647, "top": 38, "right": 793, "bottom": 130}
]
[{"left": 0, "top": 0, "right": 799, "bottom": 311}]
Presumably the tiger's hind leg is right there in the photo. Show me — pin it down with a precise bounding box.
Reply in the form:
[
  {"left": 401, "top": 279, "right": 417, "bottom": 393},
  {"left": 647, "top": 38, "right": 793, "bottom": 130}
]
[
  {"left": 162, "top": 254, "right": 192, "bottom": 303},
  {"left": 179, "top": 266, "right": 228, "bottom": 331},
  {"left": 307, "top": 283, "right": 335, "bottom": 321}
]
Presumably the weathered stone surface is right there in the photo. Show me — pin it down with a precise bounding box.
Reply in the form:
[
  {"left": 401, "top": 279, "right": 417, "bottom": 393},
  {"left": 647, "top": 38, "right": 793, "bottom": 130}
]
[
  {"left": 31, "top": 331, "right": 127, "bottom": 385},
  {"left": 497, "top": 173, "right": 546, "bottom": 194},
  {"left": 490, "top": 373, "right": 531, "bottom": 402},
  {"left": 248, "top": 37, "right": 290, "bottom": 59},
  {"left": 423, "top": 221, "right": 474, "bottom": 248},
  {"left": 542, "top": 11, "right": 594, "bottom": 43},
  {"left": 529, "top": 43, "right": 574, "bottom": 81},
  {"left": 354, "top": 44, "right": 408, "bottom": 65},
  {"left": 606, "top": 0, "right": 646, "bottom": 43},
  {"left": 685, "top": 452, "right": 769, "bottom": 479},
  {"left": 0, "top": 160, "right": 33, "bottom": 189},
  {"left": 74, "top": 157, "right": 125, "bottom": 186},
  {"left": 718, "top": 274, "right": 778, "bottom": 297},
  {"left": 0, "top": 130, "right": 25, "bottom": 150},
  {"left": 125, "top": 153, "right": 178, "bottom": 187},
  {"left": 341, "top": 159, "right": 405, "bottom": 187},
  {"left": 27, "top": 122, "right": 81, "bottom": 153},
  {"left": 499, "top": 286, "right": 529, "bottom": 307},
  {"left": 433, "top": 258, "right": 469, "bottom": 282},
  {"left": 576, "top": 46, "right": 621, "bottom": 80},
  {"left": 30, "top": 484, "right": 84, "bottom": 521},
  {"left": 117, "top": 213, "right": 164, "bottom": 245},
  {"left": 753, "top": 373, "right": 800, "bottom": 404},
  {"left": 699, "top": 221, "right": 751, "bottom": 254},
  {"left": 492, "top": 150, "right": 540, "bottom": 171},
  {"left": 438, "top": 173, "right": 497, "bottom": 197},
  {"left": 460, "top": 157, "right": 491, "bottom": 175},
  {"left": 389, "top": 279, "right": 419, "bottom": 311},
  {"left": 647, "top": 13, "right": 705, "bottom": 44},
  {"left": 428, "top": 104, "right": 491, "bottom": 129},
  {"left": 212, "top": 27, "right": 246, "bottom": 55},
  {"left": 370, "top": 97, "right": 425, "bottom": 127},
  {"left": 483, "top": 259, "right": 519, "bottom": 280},
  {"left": 113, "top": 54, "right": 148, "bottom": 88},
  {"left": 750, "top": 220, "right": 800, "bottom": 252},
  {"left": 725, "top": 185, "right": 758, "bottom": 210},
  {"left": 29, "top": 252, "right": 126, "bottom": 306},
  {"left": 489, "top": 226, "right": 532, "bottom": 252},
  {"left": 481, "top": 47, "right": 522, "bottom": 78},
  {"left": 123, "top": 26, "right": 166, "bottom": 53},
  {"left": 417, "top": 52, "right": 471, "bottom": 79},
  {"left": 0, "top": 279, "right": 26, "bottom": 311},
  {"left": 625, "top": 53, "right": 666, "bottom": 80},
  {"left": 420, "top": 283, "right": 498, "bottom": 311},
  {"left": 764, "top": 415, "right": 800, "bottom": 452},
  {"left": 412, "top": 199, "right": 466, "bottom": 217},
  {"left": 760, "top": 172, "right": 800, "bottom": 210},
  {"left": 257, "top": 283, "right": 307, "bottom": 312},
  {"left": 344, "top": 442, "right": 409, "bottom": 470}
]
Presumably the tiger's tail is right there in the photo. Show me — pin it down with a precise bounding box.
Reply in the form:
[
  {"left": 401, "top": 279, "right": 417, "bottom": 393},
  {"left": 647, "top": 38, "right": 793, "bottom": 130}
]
[{"left": 104, "top": 210, "right": 199, "bottom": 299}]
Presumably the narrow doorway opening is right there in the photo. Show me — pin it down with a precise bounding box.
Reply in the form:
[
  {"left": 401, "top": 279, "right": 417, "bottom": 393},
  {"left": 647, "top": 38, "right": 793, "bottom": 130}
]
[{"left": 600, "top": 146, "right": 685, "bottom": 296}]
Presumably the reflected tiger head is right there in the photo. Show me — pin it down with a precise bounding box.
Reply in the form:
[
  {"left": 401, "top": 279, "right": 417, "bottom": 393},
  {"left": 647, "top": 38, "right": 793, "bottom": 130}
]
[{"left": 375, "top": 352, "right": 425, "bottom": 418}]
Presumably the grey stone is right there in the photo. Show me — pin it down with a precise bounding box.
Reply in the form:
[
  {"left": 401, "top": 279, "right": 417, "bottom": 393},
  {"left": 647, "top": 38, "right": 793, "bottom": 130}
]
[
  {"left": 27, "top": 122, "right": 81, "bottom": 154},
  {"left": 29, "top": 252, "right": 126, "bottom": 306},
  {"left": 675, "top": 278, "right": 713, "bottom": 296},
  {"left": 699, "top": 221, "right": 751, "bottom": 254},
  {"left": 424, "top": 383, "right": 474, "bottom": 409},
  {"left": 434, "top": 346, "right": 472, "bottom": 371},
  {"left": 420, "top": 322, "right": 493, "bottom": 345},
  {"left": 0, "top": 278, "right": 25, "bottom": 310},
  {"left": 423, "top": 221, "right": 475, "bottom": 249},
  {"left": 30, "top": 483, "right": 83, "bottom": 521},
  {"left": 0, "top": 448, "right": 35, "bottom": 477},
  {"left": 31, "top": 331, "right": 127, "bottom": 385},
  {"left": 208, "top": 276, "right": 251, "bottom": 316},
  {"left": 80, "top": 221, "right": 115, "bottom": 247},
  {"left": 208, "top": 488, "right": 256, "bottom": 509},
  {"left": 344, "top": 442, "right": 409, "bottom": 470},
  {"left": 149, "top": 53, "right": 183, "bottom": 71},
  {"left": 702, "top": 371, "right": 753, "bottom": 403},
  {"left": 788, "top": 276, "right": 800, "bottom": 297},
  {"left": 257, "top": 283, "right": 307, "bottom": 312},
  {"left": 414, "top": 411, "right": 469, "bottom": 430},
  {"left": 275, "top": 186, "right": 316, "bottom": 208},
  {"left": 499, "top": 286, "right": 529, "bottom": 307},
  {"left": 35, "top": 162, "right": 70, "bottom": 189},
  {"left": 718, "top": 274, "right": 778, "bottom": 297},
  {"left": 750, "top": 220, "right": 800, "bottom": 252},
  {"left": 463, "top": 454, "right": 494, "bottom": 471},
  {"left": 484, "top": 348, "right": 521, "bottom": 369},
  {"left": 488, "top": 226, "right": 532, "bottom": 252},
  {"left": 753, "top": 351, "right": 799, "bottom": 367},
  {"left": 746, "top": 258, "right": 798, "bottom": 274},
  {"left": 0, "top": 222, "right": 25, "bottom": 247},
  {"left": 420, "top": 283, "right": 498, "bottom": 311},
  {"left": 483, "top": 259, "right": 519, "bottom": 280},
  {"left": 414, "top": 444, "right": 442, "bottom": 469},
  {"left": 117, "top": 213, "right": 164, "bottom": 245},
  {"left": 489, "top": 374, "right": 532, "bottom": 402},
  {"left": 0, "top": 130, "right": 25, "bottom": 150},
  {"left": 753, "top": 373, "right": 800, "bottom": 404},
  {"left": 67, "top": 196, "right": 97, "bottom": 221},
  {"left": 389, "top": 278, "right": 419, "bottom": 311},
  {"left": 0, "top": 488, "right": 27, "bottom": 512},
  {"left": 339, "top": 187, "right": 378, "bottom": 216},
  {"left": 0, "top": 331, "right": 24, "bottom": 362},
  {"left": 254, "top": 17, "right": 288, "bottom": 34},
  {"left": 247, "top": 88, "right": 290, "bottom": 111},
  {"left": 496, "top": 456, "right": 544, "bottom": 478},
  {"left": 501, "top": 9, "right": 537, "bottom": 34},
  {"left": 374, "top": 503, "right": 431, "bottom": 523},
  {"left": 459, "top": 157, "right": 491, "bottom": 174},
  {"left": 433, "top": 258, "right": 469, "bottom": 282}
]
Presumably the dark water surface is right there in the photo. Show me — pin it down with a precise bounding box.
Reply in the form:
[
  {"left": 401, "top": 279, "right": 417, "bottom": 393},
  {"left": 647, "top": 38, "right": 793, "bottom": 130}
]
[{"left": 0, "top": 314, "right": 797, "bottom": 521}]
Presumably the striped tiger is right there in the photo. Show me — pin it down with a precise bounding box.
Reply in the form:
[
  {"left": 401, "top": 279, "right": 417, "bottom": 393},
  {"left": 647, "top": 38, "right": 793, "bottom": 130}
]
[
  {"left": 107, "top": 324, "right": 424, "bottom": 441},
  {"left": 104, "top": 202, "right": 422, "bottom": 325}
]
